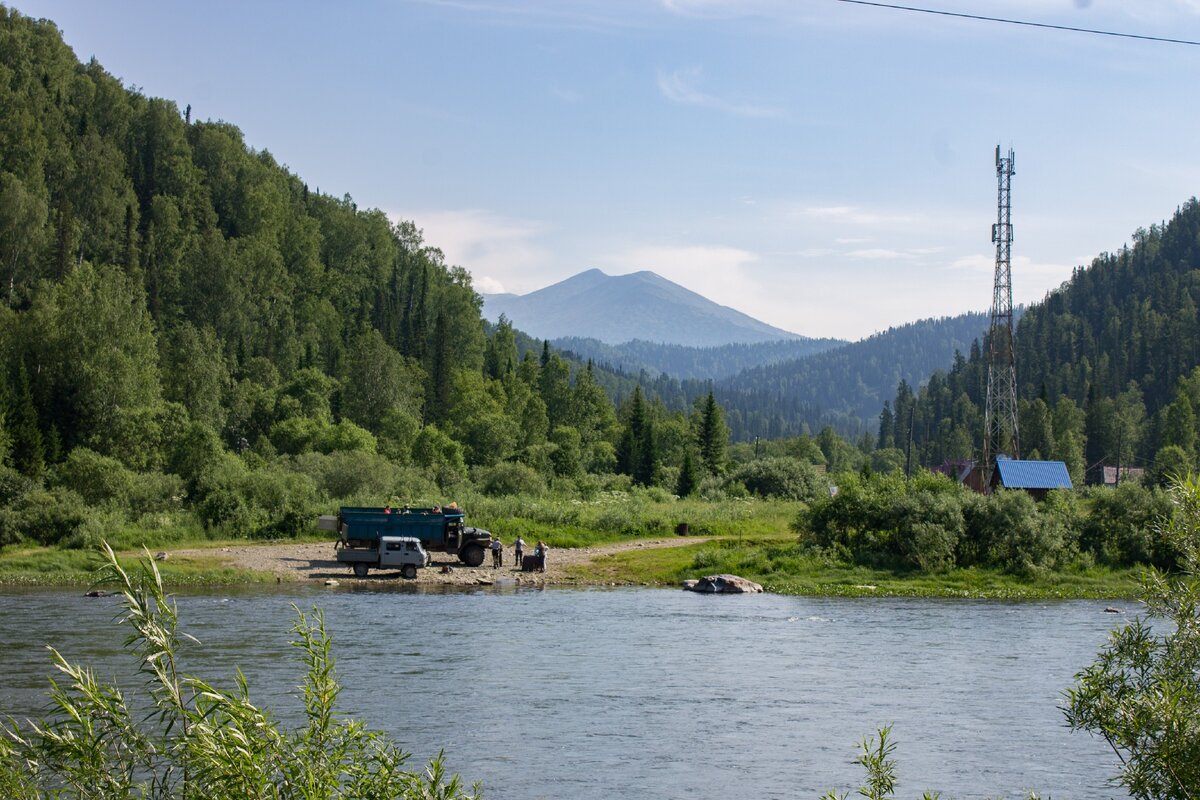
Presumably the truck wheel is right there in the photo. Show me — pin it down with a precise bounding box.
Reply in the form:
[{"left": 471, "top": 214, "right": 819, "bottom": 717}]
[
  {"left": 402, "top": 564, "right": 417, "bottom": 580},
  {"left": 459, "top": 543, "right": 485, "bottom": 567},
  {"left": 353, "top": 562, "right": 369, "bottom": 579}
]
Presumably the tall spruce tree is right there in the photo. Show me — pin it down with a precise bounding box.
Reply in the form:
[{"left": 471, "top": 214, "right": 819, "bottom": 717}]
[
  {"left": 696, "top": 390, "right": 728, "bottom": 475},
  {"left": 9, "top": 361, "right": 43, "bottom": 477}
]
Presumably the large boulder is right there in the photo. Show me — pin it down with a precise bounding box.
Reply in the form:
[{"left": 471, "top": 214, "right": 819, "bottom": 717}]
[{"left": 683, "top": 574, "right": 763, "bottom": 594}]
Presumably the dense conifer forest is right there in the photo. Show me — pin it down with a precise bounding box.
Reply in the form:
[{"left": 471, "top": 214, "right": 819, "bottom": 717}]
[{"left": 886, "top": 201, "right": 1200, "bottom": 483}]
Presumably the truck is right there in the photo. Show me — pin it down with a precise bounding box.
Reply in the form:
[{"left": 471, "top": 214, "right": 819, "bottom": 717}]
[
  {"left": 336, "top": 535, "right": 430, "bottom": 579},
  {"left": 320, "top": 505, "right": 493, "bottom": 569}
]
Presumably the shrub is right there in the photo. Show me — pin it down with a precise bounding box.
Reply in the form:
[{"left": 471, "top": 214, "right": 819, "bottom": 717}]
[
  {"left": 126, "top": 471, "right": 187, "bottom": 515},
  {"left": 1080, "top": 483, "right": 1175, "bottom": 568},
  {"left": 50, "top": 447, "right": 134, "bottom": 507},
  {"left": 317, "top": 419, "right": 377, "bottom": 454},
  {"left": 1065, "top": 475, "right": 1200, "bottom": 800},
  {"left": 474, "top": 462, "right": 545, "bottom": 497},
  {"left": 4, "top": 486, "right": 89, "bottom": 546},
  {"left": 967, "top": 490, "right": 1062, "bottom": 575},
  {"left": 892, "top": 490, "right": 967, "bottom": 572},
  {"left": 287, "top": 450, "right": 401, "bottom": 501},
  {"left": 728, "top": 457, "right": 826, "bottom": 501}
]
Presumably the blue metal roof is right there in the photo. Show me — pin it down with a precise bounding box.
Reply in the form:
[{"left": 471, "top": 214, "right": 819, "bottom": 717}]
[{"left": 995, "top": 459, "right": 1073, "bottom": 489}]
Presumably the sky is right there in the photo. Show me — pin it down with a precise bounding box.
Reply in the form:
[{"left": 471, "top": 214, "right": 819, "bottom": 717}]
[{"left": 12, "top": 0, "right": 1200, "bottom": 340}]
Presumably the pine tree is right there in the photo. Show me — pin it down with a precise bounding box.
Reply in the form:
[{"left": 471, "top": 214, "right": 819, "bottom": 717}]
[
  {"left": 877, "top": 401, "right": 895, "bottom": 450},
  {"left": 676, "top": 449, "right": 699, "bottom": 497},
  {"left": 10, "top": 362, "right": 44, "bottom": 477},
  {"left": 696, "top": 391, "right": 728, "bottom": 475}
]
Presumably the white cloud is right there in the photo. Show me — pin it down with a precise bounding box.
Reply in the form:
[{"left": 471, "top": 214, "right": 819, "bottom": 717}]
[
  {"left": 386, "top": 208, "right": 553, "bottom": 294},
  {"left": 847, "top": 248, "right": 915, "bottom": 260},
  {"left": 474, "top": 275, "right": 509, "bottom": 294},
  {"left": 797, "top": 204, "right": 915, "bottom": 227},
  {"left": 657, "top": 67, "right": 783, "bottom": 118}
]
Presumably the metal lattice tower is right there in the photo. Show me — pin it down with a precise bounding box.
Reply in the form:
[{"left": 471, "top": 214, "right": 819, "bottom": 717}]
[{"left": 983, "top": 145, "right": 1020, "bottom": 487}]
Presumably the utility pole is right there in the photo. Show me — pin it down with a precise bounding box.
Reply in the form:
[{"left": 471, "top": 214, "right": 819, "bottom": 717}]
[{"left": 983, "top": 145, "right": 1020, "bottom": 491}]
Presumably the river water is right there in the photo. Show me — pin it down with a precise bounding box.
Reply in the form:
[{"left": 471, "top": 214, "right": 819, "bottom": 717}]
[{"left": 0, "top": 585, "right": 1129, "bottom": 799}]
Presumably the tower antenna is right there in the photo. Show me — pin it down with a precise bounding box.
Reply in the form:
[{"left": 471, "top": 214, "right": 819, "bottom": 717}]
[{"left": 983, "top": 145, "right": 1019, "bottom": 489}]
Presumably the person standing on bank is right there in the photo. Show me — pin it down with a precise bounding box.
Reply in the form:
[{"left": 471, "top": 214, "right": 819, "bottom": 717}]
[
  {"left": 536, "top": 540, "right": 548, "bottom": 572},
  {"left": 490, "top": 535, "right": 503, "bottom": 568},
  {"left": 513, "top": 536, "right": 525, "bottom": 569}
]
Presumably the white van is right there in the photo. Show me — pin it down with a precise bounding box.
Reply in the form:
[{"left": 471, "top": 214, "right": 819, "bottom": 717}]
[{"left": 339, "top": 535, "right": 430, "bottom": 579}]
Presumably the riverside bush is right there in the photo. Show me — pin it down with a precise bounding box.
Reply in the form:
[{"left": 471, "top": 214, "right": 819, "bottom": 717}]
[
  {"left": 800, "top": 471, "right": 1112, "bottom": 574},
  {"left": 727, "top": 456, "right": 826, "bottom": 501},
  {"left": 50, "top": 448, "right": 134, "bottom": 507},
  {"left": 1080, "top": 483, "right": 1175, "bottom": 568}
]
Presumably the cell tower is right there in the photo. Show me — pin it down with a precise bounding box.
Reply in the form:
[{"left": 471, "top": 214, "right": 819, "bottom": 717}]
[{"left": 983, "top": 145, "right": 1020, "bottom": 487}]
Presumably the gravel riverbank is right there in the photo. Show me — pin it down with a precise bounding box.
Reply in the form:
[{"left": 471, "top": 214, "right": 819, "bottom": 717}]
[{"left": 170, "top": 537, "right": 704, "bottom": 588}]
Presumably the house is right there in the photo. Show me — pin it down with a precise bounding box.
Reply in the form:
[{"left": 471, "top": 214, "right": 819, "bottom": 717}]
[
  {"left": 991, "top": 458, "right": 1073, "bottom": 500},
  {"left": 1101, "top": 466, "right": 1145, "bottom": 487},
  {"left": 934, "top": 459, "right": 988, "bottom": 493}
]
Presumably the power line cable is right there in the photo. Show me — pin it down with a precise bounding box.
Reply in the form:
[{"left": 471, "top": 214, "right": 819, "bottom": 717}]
[{"left": 834, "top": 0, "right": 1200, "bottom": 47}]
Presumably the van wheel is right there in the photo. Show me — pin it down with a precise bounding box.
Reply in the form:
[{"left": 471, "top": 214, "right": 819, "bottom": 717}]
[
  {"left": 402, "top": 564, "right": 417, "bottom": 580},
  {"left": 353, "top": 562, "right": 369, "bottom": 579},
  {"left": 459, "top": 543, "right": 485, "bottom": 567}
]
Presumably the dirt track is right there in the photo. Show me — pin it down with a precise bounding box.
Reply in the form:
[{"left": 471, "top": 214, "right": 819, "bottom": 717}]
[{"left": 172, "top": 537, "right": 703, "bottom": 588}]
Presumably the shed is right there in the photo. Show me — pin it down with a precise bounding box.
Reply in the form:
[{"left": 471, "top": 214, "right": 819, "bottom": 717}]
[{"left": 991, "top": 459, "right": 1073, "bottom": 500}]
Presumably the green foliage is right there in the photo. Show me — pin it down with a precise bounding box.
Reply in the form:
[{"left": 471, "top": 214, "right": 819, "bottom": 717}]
[
  {"left": 676, "top": 450, "right": 700, "bottom": 497},
  {"left": 50, "top": 447, "right": 133, "bottom": 507},
  {"left": 0, "top": 544, "right": 479, "bottom": 798},
  {"left": 1065, "top": 474, "right": 1200, "bottom": 800},
  {"left": 1079, "top": 483, "right": 1175, "bottom": 568},
  {"left": 474, "top": 461, "right": 546, "bottom": 497},
  {"left": 799, "top": 472, "right": 1159, "bottom": 574},
  {"left": 286, "top": 450, "right": 403, "bottom": 501},
  {"left": 0, "top": 484, "right": 88, "bottom": 546},
  {"left": 695, "top": 390, "right": 728, "bottom": 475},
  {"left": 198, "top": 464, "right": 317, "bottom": 538},
  {"left": 728, "top": 457, "right": 826, "bottom": 501}
]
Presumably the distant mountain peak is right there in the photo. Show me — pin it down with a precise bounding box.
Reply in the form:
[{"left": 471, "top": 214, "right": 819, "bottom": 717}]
[{"left": 481, "top": 269, "right": 804, "bottom": 347}]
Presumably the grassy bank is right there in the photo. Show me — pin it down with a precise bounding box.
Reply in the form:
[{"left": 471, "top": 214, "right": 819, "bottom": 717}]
[
  {"left": 569, "top": 534, "right": 1145, "bottom": 599},
  {"left": 0, "top": 493, "right": 1148, "bottom": 597},
  {"left": 0, "top": 542, "right": 279, "bottom": 587}
]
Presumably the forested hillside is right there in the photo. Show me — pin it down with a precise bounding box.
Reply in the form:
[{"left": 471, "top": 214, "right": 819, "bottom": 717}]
[
  {"left": 889, "top": 200, "right": 1200, "bottom": 483},
  {"left": 0, "top": 7, "right": 747, "bottom": 545},
  {"left": 553, "top": 336, "right": 845, "bottom": 381},
  {"left": 703, "top": 313, "right": 990, "bottom": 441}
]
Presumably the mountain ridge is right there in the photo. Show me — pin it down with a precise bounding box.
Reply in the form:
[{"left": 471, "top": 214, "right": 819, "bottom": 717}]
[{"left": 482, "top": 268, "right": 806, "bottom": 347}]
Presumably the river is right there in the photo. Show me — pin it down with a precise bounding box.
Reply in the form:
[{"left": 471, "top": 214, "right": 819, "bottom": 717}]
[{"left": 0, "top": 585, "right": 1129, "bottom": 799}]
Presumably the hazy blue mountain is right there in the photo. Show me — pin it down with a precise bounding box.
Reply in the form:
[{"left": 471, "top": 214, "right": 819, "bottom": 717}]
[
  {"left": 553, "top": 336, "right": 846, "bottom": 381},
  {"left": 481, "top": 269, "right": 806, "bottom": 346}
]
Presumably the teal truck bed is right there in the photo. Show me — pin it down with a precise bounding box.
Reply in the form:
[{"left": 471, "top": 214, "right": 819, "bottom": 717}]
[{"left": 326, "top": 506, "right": 492, "bottom": 567}]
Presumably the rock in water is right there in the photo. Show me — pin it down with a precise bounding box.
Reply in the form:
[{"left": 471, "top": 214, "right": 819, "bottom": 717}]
[{"left": 683, "top": 574, "right": 763, "bottom": 594}]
